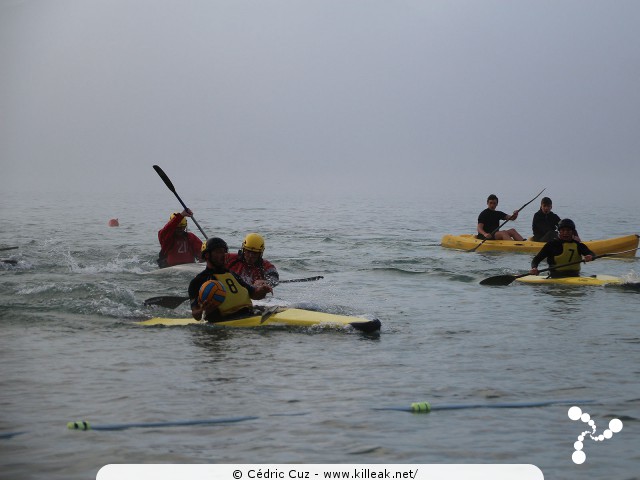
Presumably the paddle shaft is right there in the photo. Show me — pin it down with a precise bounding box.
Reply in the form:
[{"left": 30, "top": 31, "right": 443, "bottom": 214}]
[
  {"left": 153, "top": 165, "right": 208, "bottom": 239},
  {"left": 470, "top": 188, "right": 546, "bottom": 252},
  {"left": 278, "top": 275, "right": 323, "bottom": 284},
  {"left": 144, "top": 276, "right": 325, "bottom": 308}
]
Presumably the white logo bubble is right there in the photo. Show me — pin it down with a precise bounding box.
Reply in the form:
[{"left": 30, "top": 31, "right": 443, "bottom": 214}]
[
  {"left": 609, "top": 418, "right": 623, "bottom": 433},
  {"left": 568, "top": 406, "right": 623, "bottom": 464},
  {"left": 572, "top": 450, "right": 586, "bottom": 465},
  {"left": 568, "top": 406, "right": 582, "bottom": 420}
]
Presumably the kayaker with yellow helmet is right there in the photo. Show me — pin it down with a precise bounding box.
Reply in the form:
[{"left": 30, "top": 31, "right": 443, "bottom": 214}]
[
  {"left": 157, "top": 208, "right": 203, "bottom": 267},
  {"left": 225, "top": 233, "right": 280, "bottom": 287},
  {"left": 529, "top": 218, "right": 594, "bottom": 278},
  {"left": 189, "top": 237, "right": 272, "bottom": 322}
]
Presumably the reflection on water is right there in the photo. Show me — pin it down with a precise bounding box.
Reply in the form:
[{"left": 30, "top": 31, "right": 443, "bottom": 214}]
[
  {"left": 189, "top": 326, "right": 235, "bottom": 354},
  {"left": 539, "top": 286, "right": 588, "bottom": 315}
]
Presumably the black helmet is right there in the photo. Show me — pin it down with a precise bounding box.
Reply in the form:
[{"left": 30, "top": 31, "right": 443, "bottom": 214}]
[
  {"left": 558, "top": 218, "right": 576, "bottom": 231},
  {"left": 201, "top": 237, "right": 228, "bottom": 259}
]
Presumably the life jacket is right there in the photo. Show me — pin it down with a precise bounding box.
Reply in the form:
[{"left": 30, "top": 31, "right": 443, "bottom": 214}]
[
  {"left": 553, "top": 242, "right": 582, "bottom": 273},
  {"left": 207, "top": 272, "right": 253, "bottom": 316}
]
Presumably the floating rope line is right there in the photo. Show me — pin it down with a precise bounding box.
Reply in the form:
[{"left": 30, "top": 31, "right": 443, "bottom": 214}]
[
  {"left": 0, "top": 431, "right": 27, "bottom": 440},
  {"left": 373, "top": 399, "right": 595, "bottom": 413},
  {"left": 1, "top": 400, "right": 597, "bottom": 439},
  {"left": 67, "top": 415, "right": 258, "bottom": 431}
]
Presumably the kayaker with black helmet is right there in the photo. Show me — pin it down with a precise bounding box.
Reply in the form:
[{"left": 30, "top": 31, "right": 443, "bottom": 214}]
[
  {"left": 225, "top": 233, "right": 280, "bottom": 287},
  {"left": 529, "top": 219, "right": 595, "bottom": 278},
  {"left": 189, "top": 237, "right": 272, "bottom": 322},
  {"left": 477, "top": 194, "right": 525, "bottom": 241},
  {"left": 157, "top": 209, "right": 203, "bottom": 267}
]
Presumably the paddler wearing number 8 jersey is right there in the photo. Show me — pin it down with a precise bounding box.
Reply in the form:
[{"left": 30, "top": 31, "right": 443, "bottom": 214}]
[
  {"left": 529, "top": 219, "right": 595, "bottom": 278},
  {"left": 189, "top": 237, "right": 272, "bottom": 322}
]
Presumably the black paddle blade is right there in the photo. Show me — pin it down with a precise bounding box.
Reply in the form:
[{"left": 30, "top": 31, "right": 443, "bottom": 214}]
[
  {"left": 153, "top": 165, "right": 176, "bottom": 193},
  {"left": 144, "top": 296, "right": 190, "bottom": 309},
  {"left": 479, "top": 275, "right": 518, "bottom": 286}
]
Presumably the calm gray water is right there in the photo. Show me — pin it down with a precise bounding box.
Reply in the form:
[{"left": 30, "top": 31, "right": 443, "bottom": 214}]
[{"left": 1, "top": 189, "right": 639, "bottom": 480}]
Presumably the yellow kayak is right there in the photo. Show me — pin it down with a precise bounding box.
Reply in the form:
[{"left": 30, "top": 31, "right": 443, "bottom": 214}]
[
  {"left": 136, "top": 307, "right": 381, "bottom": 333},
  {"left": 515, "top": 274, "right": 625, "bottom": 286},
  {"left": 441, "top": 233, "right": 638, "bottom": 256}
]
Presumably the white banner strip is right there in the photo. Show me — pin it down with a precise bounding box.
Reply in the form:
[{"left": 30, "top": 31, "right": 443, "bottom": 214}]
[{"left": 97, "top": 464, "right": 543, "bottom": 480}]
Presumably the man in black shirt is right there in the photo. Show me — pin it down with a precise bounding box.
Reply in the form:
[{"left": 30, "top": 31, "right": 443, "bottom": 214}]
[
  {"left": 477, "top": 194, "right": 525, "bottom": 241},
  {"left": 531, "top": 197, "right": 580, "bottom": 242}
]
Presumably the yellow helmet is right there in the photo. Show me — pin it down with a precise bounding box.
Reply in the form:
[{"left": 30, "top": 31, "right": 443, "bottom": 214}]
[
  {"left": 170, "top": 212, "right": 187, "bottom": 228},
  {"left": 242, "top": 233, "right": 265, "bottom": 254}
]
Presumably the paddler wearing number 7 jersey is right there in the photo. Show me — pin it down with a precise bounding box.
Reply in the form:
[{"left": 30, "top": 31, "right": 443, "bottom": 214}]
[
  {"left": 189, "top": 237, "right": 272, "bottom": 322},
  {"left": 529, "top": 218, "right": 595, "bottom": 278}
]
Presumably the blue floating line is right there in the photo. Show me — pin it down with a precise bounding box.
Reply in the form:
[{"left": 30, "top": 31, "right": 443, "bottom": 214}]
[
  {"left": 268, "top": 412, "right": 311, "bottom": 417},
  {"left": 374, "top": 399, "right": 595, "bottom": 413},
  {"left": 2, "top": 399, "right": 599, "bottom": 440},
  {"left": 67, "top": 415, "right": 258, "bottom": 431},
  {"left": 0, "top": 431, "right": 27, "bottom": 440}
]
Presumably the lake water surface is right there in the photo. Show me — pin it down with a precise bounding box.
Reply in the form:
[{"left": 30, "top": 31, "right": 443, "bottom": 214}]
[{"left": 1, "top": 189, "right": 638, "bottom": 480}]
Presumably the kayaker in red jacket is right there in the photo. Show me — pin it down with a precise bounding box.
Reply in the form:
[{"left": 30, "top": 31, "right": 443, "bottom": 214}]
[
  {"left": 157, "top": 209, "right": 203, "bottom": 267},
  {"left": 225, "top": 233, "right": 280, "bottom": 287}
]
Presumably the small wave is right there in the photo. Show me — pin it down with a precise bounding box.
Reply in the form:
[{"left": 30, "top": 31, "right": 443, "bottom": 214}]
[
  {"left": 370, "top": 267, "right": 427, "bottom": 275},
  {"left": 67, "top": 255, "right": 148, "bottom": 274},
  {"left": 17, "top": 283, "right": 73, "bottom": 295},
  {"left": 621, "top": 270, "right": 640, "bottom": 283}
]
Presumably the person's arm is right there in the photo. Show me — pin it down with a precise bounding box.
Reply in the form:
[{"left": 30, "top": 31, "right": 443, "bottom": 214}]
[
  {"left": 262, "top": 259, "right": 279, "bottom": 287},
  {"left": 158, "top": 214, "right": 181, "bottom": 247},
  {"left": 578, "top": 242, "right": 595, "bottom": 262},
  {"left": 531, "top": 211, "right": 543, "bottom": 238},
  {"left": 231, "top": 272, "right": 273, "bottom": 300},
  {"left": 188, "top": 274, "right": 222, "bottom": 321},
  {"left": 529, "top": 244, "right": 551, "bottom": 274},
  {"left": 189, "top": 288, "right": 222, "bottom": 321},
  {"left": 251, "top": 281, "right": 273, "bottom": 299},
  {"left": 190, "top": 298, "right": 204, "bottom": 321},
  {"left": 188, "top": 277, "right": 204, "bottom": 320},
  {"left": 477, "top": 221, "right": 492, "bottom": 239}
]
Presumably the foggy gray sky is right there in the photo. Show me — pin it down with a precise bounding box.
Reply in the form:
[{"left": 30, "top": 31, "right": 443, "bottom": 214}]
[{"left": 1, "top": 0, "right": 639, "bottom": 202}]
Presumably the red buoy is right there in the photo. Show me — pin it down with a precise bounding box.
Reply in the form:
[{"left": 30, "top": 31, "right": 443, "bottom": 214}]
[{"left": 108, "top": 218, "right": 119, "bottom": 227}]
